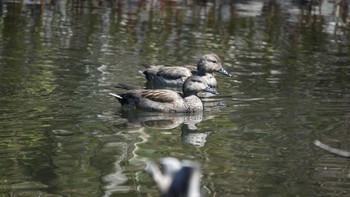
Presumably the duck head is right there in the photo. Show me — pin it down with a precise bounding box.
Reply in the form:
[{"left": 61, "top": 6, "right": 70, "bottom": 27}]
[
  {"left": 183, "top": 76, "right": 218, "bottom": 97},
  {"left": 197, "top": 53, "right": 232, "bottom": 77}
]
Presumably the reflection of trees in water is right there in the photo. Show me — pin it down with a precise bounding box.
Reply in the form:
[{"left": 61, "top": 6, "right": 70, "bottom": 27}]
[
  {"left": 5, "top": 0, "right": 349, "bottom": 78},
  {"left": 11, "top": 0, "right": 350, "bottom": 44},
  {"left": 9, "top": 0, "right": 349, "bottom": 90}
]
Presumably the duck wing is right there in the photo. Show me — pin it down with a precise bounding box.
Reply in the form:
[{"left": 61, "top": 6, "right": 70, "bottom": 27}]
[
  {"left": 183, "top": 65, "right": 197, "bottom": 73},
  {"left": 141, "top": 89, "right": 182, "bottom": 103},
  {"left": 157, "top": 67, "right": 192, "bottom": 79}
]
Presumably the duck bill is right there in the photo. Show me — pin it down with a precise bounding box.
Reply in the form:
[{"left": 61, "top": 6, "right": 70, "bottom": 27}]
[
  {"left": 204, "top": 87, "right": 218, "bottom": 95},
  {"left": 218, "top": 68, "right": 232, "bottom": 77}
]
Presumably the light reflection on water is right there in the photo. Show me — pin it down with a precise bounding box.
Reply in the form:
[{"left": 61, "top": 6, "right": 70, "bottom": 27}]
[{"left": 0, "top": 0, "right": 349, "bottom": 196}]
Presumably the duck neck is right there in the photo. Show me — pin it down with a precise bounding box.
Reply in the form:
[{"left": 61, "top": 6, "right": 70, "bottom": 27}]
[
  {"left": 196, "top": 68, "right": 207, "bottom": 76},
  {"left": 183, "top": 88, "right": 197, "bottom": 97}
]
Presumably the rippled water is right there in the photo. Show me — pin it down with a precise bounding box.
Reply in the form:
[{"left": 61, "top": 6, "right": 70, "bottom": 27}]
[{"left": 0, "top": 0, "right": 350, "bottom": 196}]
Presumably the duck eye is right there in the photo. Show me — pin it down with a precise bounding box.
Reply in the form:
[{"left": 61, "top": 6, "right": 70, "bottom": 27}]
[{"left": 210, "top": 60, "right": 217, "bottom": 63}]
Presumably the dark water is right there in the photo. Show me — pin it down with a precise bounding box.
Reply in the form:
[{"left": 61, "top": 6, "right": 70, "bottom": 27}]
[{"left": 0, "top": 0, "right": 350, "bottom": 196}]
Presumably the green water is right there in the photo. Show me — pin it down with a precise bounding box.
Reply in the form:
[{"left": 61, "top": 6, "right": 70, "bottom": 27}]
[{"left": 0, "top": 1, "right": 349, "bottom": 196}]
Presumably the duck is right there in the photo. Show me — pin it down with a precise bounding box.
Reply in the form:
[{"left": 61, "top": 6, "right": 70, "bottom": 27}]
[
  {"left": 109, "top": 76, "right": 218, "bottom": 113},
  {"left": 140, "top": 53, "right": 231, "bottom": 89}
]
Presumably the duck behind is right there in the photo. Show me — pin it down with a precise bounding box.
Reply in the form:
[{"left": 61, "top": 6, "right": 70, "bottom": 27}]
[{"left": 140, "top": 53, "right": 231, "bottom": 89}]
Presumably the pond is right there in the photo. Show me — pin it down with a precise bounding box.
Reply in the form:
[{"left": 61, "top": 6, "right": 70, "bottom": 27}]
[{"left": 0, "top": 0, "right": 350, "bottom": 196}]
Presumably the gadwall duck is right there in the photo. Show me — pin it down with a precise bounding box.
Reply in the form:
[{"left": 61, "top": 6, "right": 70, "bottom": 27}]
[
  {"left": 109, "top": 76, "right": 218, "bottom": 113},
  {"left": 145, "top": 157, "right": 201, "bottom": 197},
  {"left": 140, "top": 53, "right": 231, "bottom": 88}
]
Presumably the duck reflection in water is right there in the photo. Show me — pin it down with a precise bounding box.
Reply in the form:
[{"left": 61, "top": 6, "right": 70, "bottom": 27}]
[
  {"left": 145, "top": 157, "right": 202, "bottom": 197},
  {"left": 119, "top": 110, "right": 213, "bottom": 147}
]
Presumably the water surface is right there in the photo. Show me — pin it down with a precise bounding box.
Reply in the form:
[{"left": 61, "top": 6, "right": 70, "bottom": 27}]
[{"left": 0, "top": 1, "right": 350, "bottom": 196}]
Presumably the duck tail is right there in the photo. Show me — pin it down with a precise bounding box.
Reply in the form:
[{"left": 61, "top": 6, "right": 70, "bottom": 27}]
[
  {"left": 138, "top": 70, "right": 153, "bottom": 81},
  {"left": 138, "top": 70, "right": 146, "bottom": 77},
  {"left": 139, "top": 64, "right": 155, "bottom": 81},
  {"left": 109, "top": 93, "right": 122, "bottom": 99}
]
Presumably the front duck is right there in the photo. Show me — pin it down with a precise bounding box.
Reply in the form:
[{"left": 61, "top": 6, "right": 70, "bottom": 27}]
[{"left": 109, "top": 76, "right": 218, "bottom": 113}]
